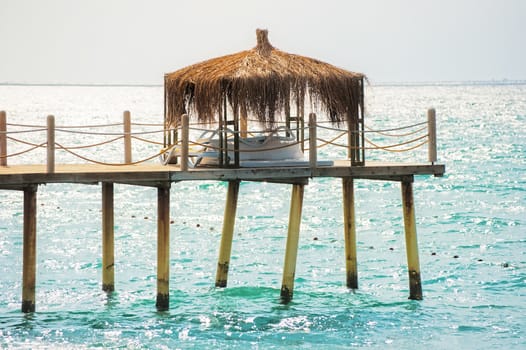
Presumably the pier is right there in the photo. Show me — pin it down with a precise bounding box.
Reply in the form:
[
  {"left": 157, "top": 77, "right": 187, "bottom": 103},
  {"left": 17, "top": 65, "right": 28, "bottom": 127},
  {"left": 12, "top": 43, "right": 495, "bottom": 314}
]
[
  {"left": 1, "top": 30, "right": 447, "bottom": 312},
  {"left": 1, "top": 109, "right": 444, "bottom": 312}
]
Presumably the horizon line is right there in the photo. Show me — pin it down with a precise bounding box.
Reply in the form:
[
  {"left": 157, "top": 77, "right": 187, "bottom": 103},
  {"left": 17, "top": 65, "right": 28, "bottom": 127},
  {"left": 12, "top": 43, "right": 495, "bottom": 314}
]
[{"left": 1, "top": 79, "right": 526, "bottom": 88}]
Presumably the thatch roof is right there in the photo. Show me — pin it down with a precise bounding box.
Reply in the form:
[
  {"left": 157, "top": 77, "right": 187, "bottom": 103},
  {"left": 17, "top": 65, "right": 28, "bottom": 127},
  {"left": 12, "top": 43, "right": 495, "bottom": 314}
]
[{"left": 165, "top": 29, "right": 365, "bottom": 127}]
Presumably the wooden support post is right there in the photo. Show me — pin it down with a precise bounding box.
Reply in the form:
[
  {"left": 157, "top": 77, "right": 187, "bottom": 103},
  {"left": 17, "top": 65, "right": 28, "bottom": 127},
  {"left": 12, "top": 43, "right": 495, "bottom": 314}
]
[
  {"left": 180, "top": 114, "right": 189, "bottom": 171},
  {"left": 0, "top": 111, "right": 7, "bottom": 166},
  {"left": 156, "top": 184, "right": 171, "bottom": 310},
  {"left": 308, "top": 113, "right": 317, "bottom": 169},
  {"left": 22, "top": 185, "right": 37, "bottom": 312},
  {"left": 427, "top": 108, "right": 437, "bottom": 164},
  {"left": 215, "top": 180, "right": 240, "bottom": 287},
  {"left": 280, "top": 183, "right": 304, "bottom": 303},
  {"left": 123, "top": 111, "right": 132, "bottom": 164},
  {"left": 401, "top": 180, "right": 423, "bottom": 300},
  {"left": 47, "top": 115, "right": 55, "bottom": 173},
  {"left": 342, "top": 177, "right": 358, "bottom": 289},
  {"left": 102, "top": 182, "right": 115, "bottom": 292}
]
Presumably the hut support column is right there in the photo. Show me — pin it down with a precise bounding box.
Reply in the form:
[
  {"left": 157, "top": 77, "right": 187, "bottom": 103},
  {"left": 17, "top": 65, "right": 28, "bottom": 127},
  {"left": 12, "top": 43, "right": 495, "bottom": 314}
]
[
  {"left": 342, "top": 177, "right": 358, "bottom": 289},
  {"left": 280, "top": 183, "right": 304, "bottom": 303},
  {"left": 180, "top": 114, "right": 189, "bottom": 171},
  {"left": 22, "top": 185, "right": 37, "bottom": 313},
  {"left": 240, "top": 104, "right": 248, "bottom": 138},
  {"left": 215, "top": 180, "right": 240, "bottom": 287},
  {"left": 156, "top": 184, "right": 171, "bottom": 311},
  {"left": 102, "top": 182, "right": 115, "bottom": 292},
  {"left": 401, "top": 179, "right": 423, "bottom": 300},
  {"left": 1, "top": 111, "right": 7, "bottom": 166}
]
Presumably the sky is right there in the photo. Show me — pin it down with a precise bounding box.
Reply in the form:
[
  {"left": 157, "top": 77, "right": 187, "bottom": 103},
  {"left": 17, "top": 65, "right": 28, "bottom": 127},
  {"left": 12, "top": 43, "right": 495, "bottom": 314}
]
[{"left": 1, "top": 0, "right": 525, "bottom": 85}]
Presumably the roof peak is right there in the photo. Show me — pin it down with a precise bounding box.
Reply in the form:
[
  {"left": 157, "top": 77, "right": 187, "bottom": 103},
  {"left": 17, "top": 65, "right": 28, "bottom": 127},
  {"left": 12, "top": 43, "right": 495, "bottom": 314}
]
[{"left": 255, "top": 29, "right": 273, "bottom": 57}]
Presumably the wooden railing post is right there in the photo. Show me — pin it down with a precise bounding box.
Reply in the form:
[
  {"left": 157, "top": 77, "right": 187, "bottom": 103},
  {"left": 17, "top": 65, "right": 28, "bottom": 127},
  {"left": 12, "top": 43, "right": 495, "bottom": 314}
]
[
  {"left": 309, "top": 113, "right": 317, "bottom": 169},
  {"left": 0, "top": 111, "right": 7, "bottom": 166},
  {"left": 180, "top": 114, "right": 189, "bottom": 171},
  {"left": 427, "top": 108, "right": 437, "bottom": 164},
  {"left": 47, "top": 115, "right": 55, "bottom": 173},
  {"left": 123, "top": 111, "right": 132, "bottom": 164}
]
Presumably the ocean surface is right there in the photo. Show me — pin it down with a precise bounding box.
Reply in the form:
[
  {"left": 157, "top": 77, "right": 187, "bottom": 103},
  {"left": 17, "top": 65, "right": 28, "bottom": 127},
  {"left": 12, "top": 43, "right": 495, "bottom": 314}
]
[{"left": 0, "top": 83, "right": 524, "bottom": 349}]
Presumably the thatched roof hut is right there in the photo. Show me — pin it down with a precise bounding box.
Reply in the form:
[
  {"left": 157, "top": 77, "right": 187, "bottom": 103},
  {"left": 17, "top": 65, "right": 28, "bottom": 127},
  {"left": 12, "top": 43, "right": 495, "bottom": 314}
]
[
  {"left": 164, "top": 29, "right": 366, "bottom": 166},
  {"left": 164, "top": 29, "right": 365, "bottom": 128}
]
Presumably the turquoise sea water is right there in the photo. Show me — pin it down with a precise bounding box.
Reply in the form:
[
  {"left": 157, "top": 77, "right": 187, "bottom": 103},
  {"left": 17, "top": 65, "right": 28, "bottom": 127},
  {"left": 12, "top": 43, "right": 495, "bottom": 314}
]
[{"left": 0, "top": 84, "right": 524, "bottom": 349}]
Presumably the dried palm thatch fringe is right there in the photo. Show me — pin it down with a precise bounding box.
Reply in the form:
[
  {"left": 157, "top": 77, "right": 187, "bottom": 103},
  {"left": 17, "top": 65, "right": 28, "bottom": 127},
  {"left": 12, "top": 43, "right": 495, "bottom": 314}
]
[{"left": 165, "top": 29, "right": 365, "bottom": 128}]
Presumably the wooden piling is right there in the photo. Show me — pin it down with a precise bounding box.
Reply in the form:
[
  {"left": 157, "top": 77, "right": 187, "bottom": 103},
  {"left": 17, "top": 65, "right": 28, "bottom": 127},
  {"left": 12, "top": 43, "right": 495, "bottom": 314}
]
[
  {"left": 342, "top": 177, "right": 358, "bottom": 289},
  {"left": 309, "top": 113, "right": 317, "bottom": 169},
  {"left": 22, "top": 185, "right": 37, "bottom": 312},
  {"left": 47, "top": 115, "right": 55, "bottom": 173},
  {"left": 280, "top": 183, "right": 304, "bottom": 303},
  {"left": 401, "top": 179, "right": 423, "bottom": 300},
  {"left": 123, "top": 111, "right": 132, "bottom": 164},
  {"left": 215, "top": 180, "right": 240, "bottom": 287},
  {"left": 180, "top": 114, "right": 189, "bottom": 171},
  {"left": 156, "top": 184, "right": 171, "bottom": 310},
  {"left": 1, "top": 111, "right": 7, "bottom": 166},
  {"left": 427, "top": 108, "right": 437, "bottom": 164},
  {"left": 102, "top": 182, "right": 115, "bottom": 292}
]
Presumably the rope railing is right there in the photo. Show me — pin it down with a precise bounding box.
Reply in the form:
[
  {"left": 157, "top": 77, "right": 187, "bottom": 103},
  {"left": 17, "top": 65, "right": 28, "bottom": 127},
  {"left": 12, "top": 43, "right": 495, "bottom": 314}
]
[
  {"left": 316, "top": 127, "right": 429, "bottom": 149},
  {"left": 57, "top": 142, "right": 165, "bottom": 166},
  {"left": 7, "top": 121, "right": 166, "bottom": 128},
  {"left": 54, "top": 128, "right": 166, "bottom": 136},
  {"left": 6, "top": 122, "right": 124, "bottom": 128},
  {"left": 316, "top": 120, "right": 427, "bottom": 134},
  {"left": 365, "top": 121, "right": 427, "bottom": 133},
  {"left": 7, "top": 136, "right": 47, "bottom": 148},
  {"left": 130, "top": 122, "right": 164, "bottom": 127},
  {"left": 0, "top": 108, "right": 438, "bottom": 170},
  {"left": 316, "top": 135, "right": 429, "bottom": 152},
  {"left": 0, "top": 142, "right": 47, "bottom": 159},
  {"left": 131, "top": 135, "right": 165, "bottom": 146},
  {"left": 0, "top": 128, "right": 48, "bottom": 134},
  {"left": 364, "top": 134, "right": 429, "bottom": 150},
  {"left": 364, "top": 137, "right": 428, "bottom": 152},
  {"left": 367, "top": 125, "right": 427, "bottom": 138},
  {"left": 365, "top": 138, "right": 429, "bottom": 153},
  {"left": 315, "top": 131, "right": 348, "bottom": 149},
  {"left": 55, "top": 136, "right": 124, "bottom": 150}
]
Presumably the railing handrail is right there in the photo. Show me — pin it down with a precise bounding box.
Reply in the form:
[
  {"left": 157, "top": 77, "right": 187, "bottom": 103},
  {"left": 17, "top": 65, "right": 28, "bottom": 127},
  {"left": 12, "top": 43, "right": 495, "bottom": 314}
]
[{"left": 0, "top": 109, "right": 438, "bottom": 168}]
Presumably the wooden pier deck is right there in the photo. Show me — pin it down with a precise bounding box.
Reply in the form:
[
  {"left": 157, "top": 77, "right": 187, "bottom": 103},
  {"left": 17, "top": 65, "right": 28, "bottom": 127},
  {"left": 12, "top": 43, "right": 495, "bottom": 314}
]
[{"left": 0, "top": 161, "right": 444, "bottom": 187}]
